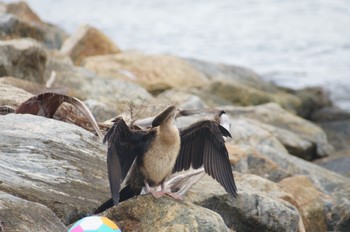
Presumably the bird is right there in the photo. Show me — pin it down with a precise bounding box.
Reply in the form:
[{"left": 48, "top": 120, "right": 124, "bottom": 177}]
[{"left": 94, "top": 105, "right": 236, "bottom": 213}]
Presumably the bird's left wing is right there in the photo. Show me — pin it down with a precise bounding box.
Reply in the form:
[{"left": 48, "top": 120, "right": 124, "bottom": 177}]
[{"left": 173, "top": 120, "right": 237, "bottom": 197}]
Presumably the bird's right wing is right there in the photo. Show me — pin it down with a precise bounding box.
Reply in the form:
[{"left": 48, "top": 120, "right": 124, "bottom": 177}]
[{"left": 103, "top": 117, "right": 151, "bottom": 205}]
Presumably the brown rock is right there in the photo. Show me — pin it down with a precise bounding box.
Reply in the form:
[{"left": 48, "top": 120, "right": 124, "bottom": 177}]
[
  {"left": 0, "top": 38, "right": 47, "bottom": 83},
  {"left": 279, "top": 176, "right": 328, "bottom": 232},
  {"left": 82, "top": 51, "right": 209, "bottom": 93},
  {"left": 5, "top": 1, "right": 41, "bottom": 23},
  {"left": 0, "top": 78, "right": 33, "bottom": 113},
  {"left": 61, "top": 24, "right": 121, "bottom": 65},
  {"left": 185, "top": 173, "right": 302, "bottom": 232},
  {"left": 102, "top": 194, "right": 229, "bottom": 232}
]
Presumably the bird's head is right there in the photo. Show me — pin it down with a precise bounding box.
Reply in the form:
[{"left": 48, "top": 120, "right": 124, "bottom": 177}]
[{"left": 152, "top": 105, "right": 177, "bottom": 127}]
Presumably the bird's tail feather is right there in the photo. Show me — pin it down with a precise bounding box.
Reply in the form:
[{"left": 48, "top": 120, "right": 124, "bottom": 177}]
[{"left": 94, "top": 184, "right": 141, "bottom": 214}]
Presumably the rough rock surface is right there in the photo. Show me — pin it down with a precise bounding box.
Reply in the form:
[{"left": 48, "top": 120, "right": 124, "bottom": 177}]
[
  {"left": 61, "top": 24, "right": 120, "bottom": 65},
  {"left": 187, "top": 58, "right": 301, "bottom": 112},
  {"left": 0, "top": 191, "right": 66, "bottom": 232},
  {"left": 102, "top": 194, "right": 229, "bottom": 232},
  {"left": 44, "top": 54, "right": 154, "bottom": 111},
  {"left": 224, "top": 115, "right": 350, "bottom": 231},
  {"left": 0, "top": 114, "right": 109, "bottom": 225},
  {"left": 0, "top": 38, "right": 47, "bottom": 83},
  {"left": 0, "top": 79, "right": 33, "bottom": 112},
  {"left": 223, "top": 103, "right": 334, "bottom": 159},
  {"left": 185, "top": 174, "right": 301, "bottom": 232},
  {"left": 279, "top": 175, "right": 328, "bottom": 232},
  {"left": 1, "top": 2, "right": 68, "bottom": 49},
  {"left": 82, "top": 51, "right": 209, "bottom": 93}
]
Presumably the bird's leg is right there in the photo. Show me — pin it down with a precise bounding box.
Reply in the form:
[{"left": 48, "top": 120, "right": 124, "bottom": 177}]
[
  {"left": 151, "top": 182, "right": 182, "bottom": 200},
  {"left": 144, "top": 181, "right": 153, "bottom": 193}
]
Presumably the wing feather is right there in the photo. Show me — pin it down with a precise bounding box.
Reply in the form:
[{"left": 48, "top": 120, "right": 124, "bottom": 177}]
[
  {"left": 174, "top": 120, "right": 237, "bottom": 198},
  {"left": 104, "top": 117, "right": 155, "bottom": 204}
]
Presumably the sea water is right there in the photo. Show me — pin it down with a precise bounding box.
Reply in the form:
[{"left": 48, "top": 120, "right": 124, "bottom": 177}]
[{"left": 5, "top": 0, "right": 350, "bottom": 111}]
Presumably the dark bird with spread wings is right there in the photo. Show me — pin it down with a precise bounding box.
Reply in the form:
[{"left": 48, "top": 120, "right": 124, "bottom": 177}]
[{"left": 95, "top": 105, "right": 236, "bottom": 213}]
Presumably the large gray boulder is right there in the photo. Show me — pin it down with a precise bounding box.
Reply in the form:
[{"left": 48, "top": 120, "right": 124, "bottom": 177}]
[
  {"left": 0, "top": 191, "right": 66, "bottom": 232},
  {"left": 0, "top": 114, "right": 109, "bottom": 225}
]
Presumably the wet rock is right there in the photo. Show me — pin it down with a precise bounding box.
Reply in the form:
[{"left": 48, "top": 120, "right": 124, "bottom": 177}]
[
  {"left": 0, "top": 191, "right": 66, "bottom": 232},
  {"left": 279, "top": 175, "right": 328, "bottom": 232},
  {"left": 185, "top": 174, "right": 301, "bottom": 232},
  {"left": 102, "top": 194, "right": 228, "bottom": 232},
  {"left": 0, "top": 114, "right": 109, "bottom": 225},
  {"left": 223, "top": 103, "right": 334, "bottom": 159},
  {"left": 82, "top": 51, "right": 209, "bottom": 94},
  {"left": 0, "top": 38, "right": 47, "bottom": 83},
  {"left": 294, "top": 87, "right": 332, "bottom": 119},
  {"left": 61, "top": 24, "right": 121, "bottom": 65},
  {"left": 311, "top": 106, "right": 350, "bottom": 122},
  {"left": 315, "top": 150, "right": 350, "bottom": 178}
]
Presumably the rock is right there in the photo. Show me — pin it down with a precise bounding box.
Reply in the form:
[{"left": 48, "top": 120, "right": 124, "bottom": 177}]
[
  {"left": 0, "top": 114, "right": 109, "bottom": 225},
  {"left": 204, "top": 80, "right": 301, "bottom": 112},
  {"left": 228, "top": 144, "right": 291, "bottom": 182},
  {"left": 84, "top": 99, "right": 117, "bottom": 122},
  {"left": 155, "top": 89, "right": 207, "bottom": 110},
  {"left": 0, "top": 4, "right": 68, "bottom": 49},
  {"left": 0, "top": 78, "right": 33, "bottom": 113},
  {"left": 0, "top": 14, "right": 43, "bottom": 41},
  {"left": 102, "top": 194, "right": 228, "bottom": 232},
  {"left": 279, "top": 176, "right": 328, "bottom": 232},
  {"left": 293, "top": 87, "right": 332, "bottom": 119},
  {"left": 0, "top": 76, "right": 44, "bottom": 94},
  {"left": 82, "top": 51, "right": 209, "bottom": 94},
  {"left": 311, "top": 106, "right": 350, "bottom": 122},
  {"left": 317, "top": 119, "right": 350, "bottom": 151},
  {"left": 5, "top": 1, "right": 41, "bottom": 23},
  {"left": 223, "top": 103, "right": 334, "bottom": 159},
  {"left": 61, "top": 24, "right": 120, "bottom": 65},
  {"left": 0, "top": 191, "right": 66, "bottom": 232},
  {"left": 0, "top": 38, "right": 47, "bottom": 83},
  {"left": 315, "top": 151, "right": 350, "bottom": 178},
  {"left": 314, "top": 112, "right": 350, "bottom": 177},
  {"left": 185, "top": 174, "right": 301, "bottom": 232},
  {"left": 187, "top": 58, "right": 301, "bottom": 112},
  {"left": 186, "top": 58, "right": 277, "bottom": 92},
  {"left": 44, "top": 54, "right": 154, "bottom": 111},
  {"left": 223, "top": 114, "right": 350, "bottom": 231}
]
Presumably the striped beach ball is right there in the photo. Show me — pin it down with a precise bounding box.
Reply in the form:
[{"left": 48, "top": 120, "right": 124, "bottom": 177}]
[{"left": 68, "top": 216, "right": 121, "bottom": 232}]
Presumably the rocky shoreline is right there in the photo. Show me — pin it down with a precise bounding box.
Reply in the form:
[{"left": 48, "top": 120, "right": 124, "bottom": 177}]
[{"left": 1, "top": 2, "right": 350, "bottom": 232}]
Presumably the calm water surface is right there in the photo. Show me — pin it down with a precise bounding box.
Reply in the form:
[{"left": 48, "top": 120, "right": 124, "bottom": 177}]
[{"left": 5, "top": 0, "right": 350, "bottom": 110}]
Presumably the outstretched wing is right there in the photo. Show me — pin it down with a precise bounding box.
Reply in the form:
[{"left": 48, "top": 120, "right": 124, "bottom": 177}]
[
  {"left": 173, "top": 120, "right": 237, "bottom": 197},
  {"left": 103, "top": 117, "right": 154, "bottom": 205}
]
